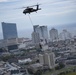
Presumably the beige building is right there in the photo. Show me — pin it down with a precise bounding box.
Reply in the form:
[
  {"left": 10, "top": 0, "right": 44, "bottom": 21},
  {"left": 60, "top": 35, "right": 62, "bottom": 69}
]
[
  {"left": 39, "top": 52, "right": 55, "bottom": 69},
  {"left": 39, "top": 54, "right": 44, "bottom": 65}
]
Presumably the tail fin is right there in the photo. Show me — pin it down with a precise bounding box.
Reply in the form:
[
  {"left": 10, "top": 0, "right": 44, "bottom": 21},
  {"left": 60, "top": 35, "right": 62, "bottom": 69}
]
[
  {"left": 37, "top": 4, "right": 41, "bottom": 10},
  {"left": 37, "top": 4, "right": 39, "bottom": 10}
]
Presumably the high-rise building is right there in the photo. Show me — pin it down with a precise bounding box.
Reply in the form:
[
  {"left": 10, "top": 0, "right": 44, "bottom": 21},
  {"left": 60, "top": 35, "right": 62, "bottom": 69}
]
[
  {"left": 39, "top": 52, "right": 55, "bottom": 69},
  {"left": 39, "top": 26, "right": 48, "bottom": 41},
  {"left": 39, "top": 54, "right": 44, "bottom": 65},
  {"left": 33, "top": 25, "right": 48, "bottom": 42},
  {"left": 59, "top": 29, "right": 72, "bottom": 40},
  {"left": 49, "top": 28, "right": 58, "bottom": 42},
  {"left": 33, "top": 25, "right": 39, "bottom": 32},
  {"left": 2, "top": 22, "right": 18, "bottom": 39},
  {"left": 32, "top": 32, "right": 40, "bottom": 44}
]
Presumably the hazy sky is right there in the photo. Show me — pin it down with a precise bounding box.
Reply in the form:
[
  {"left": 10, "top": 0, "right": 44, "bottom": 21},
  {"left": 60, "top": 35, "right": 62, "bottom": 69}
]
[{"left": 0, "top": 0, "right": 76, "bottom": 39}]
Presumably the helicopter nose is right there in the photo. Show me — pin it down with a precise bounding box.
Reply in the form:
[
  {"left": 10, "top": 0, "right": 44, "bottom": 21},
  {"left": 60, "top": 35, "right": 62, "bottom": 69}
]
[
  {"left": 23, "top": 10, "right": 25, "bottom": 13},
  {"left": 23, "top": 10, "right": 26, "bottom": 15}
]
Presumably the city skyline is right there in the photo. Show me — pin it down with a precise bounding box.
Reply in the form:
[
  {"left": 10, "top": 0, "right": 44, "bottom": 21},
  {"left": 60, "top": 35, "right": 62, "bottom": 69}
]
[
  {"left": 0, "top": 22, "right": 76, "bottom": 39},
  {"left": 0, "top": 0, "right": 76, "bottom": 39}
]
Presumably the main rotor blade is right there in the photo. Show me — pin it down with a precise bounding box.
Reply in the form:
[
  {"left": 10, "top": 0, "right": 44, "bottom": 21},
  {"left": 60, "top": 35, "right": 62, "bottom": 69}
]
[{"left": 14, "top": 3, "right": 41, "bottom": 9}]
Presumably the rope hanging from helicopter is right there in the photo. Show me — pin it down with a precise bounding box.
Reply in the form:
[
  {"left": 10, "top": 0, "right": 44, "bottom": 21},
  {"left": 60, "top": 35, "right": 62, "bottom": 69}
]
[{"left": 28, "top": 14, "right": 34, "bottom": 26}]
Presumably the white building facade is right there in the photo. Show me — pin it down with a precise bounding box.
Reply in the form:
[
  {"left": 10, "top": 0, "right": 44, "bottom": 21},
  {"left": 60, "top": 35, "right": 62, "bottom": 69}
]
[
  {"left": 49, "top": 28, "right": 58, "bottom": 42},
  {"left": 59, "top": 29, "right": 72, "bottom": 40}
]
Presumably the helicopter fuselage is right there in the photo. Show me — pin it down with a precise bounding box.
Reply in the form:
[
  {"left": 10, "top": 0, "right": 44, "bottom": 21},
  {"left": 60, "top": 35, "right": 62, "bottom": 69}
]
[
  {"left": 23, "top": 5, "right": 41, "bottom": 15},
  {"left": 23, "top": 8, "right": 39, "bottom": 14}
]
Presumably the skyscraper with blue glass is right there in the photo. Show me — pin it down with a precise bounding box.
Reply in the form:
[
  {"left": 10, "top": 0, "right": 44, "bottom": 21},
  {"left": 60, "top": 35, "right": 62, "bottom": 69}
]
[{"left": 2, "top": 22, "right": 18, "bottom": 39}]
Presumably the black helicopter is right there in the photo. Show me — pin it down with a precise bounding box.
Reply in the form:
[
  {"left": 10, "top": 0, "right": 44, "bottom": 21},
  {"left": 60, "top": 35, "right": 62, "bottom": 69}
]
[{"left": 23, "top": 4, "right": 41, "bottom": 15}]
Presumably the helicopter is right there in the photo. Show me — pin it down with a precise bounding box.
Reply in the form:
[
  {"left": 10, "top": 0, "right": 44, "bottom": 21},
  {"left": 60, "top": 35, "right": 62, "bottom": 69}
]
[{"left": 23, "top": 4, "right": 41, "bottom": 15}]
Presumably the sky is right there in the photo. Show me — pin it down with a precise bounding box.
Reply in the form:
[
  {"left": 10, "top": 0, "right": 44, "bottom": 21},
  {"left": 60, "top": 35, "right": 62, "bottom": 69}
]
[{"left": 0, "top": 0, "right": 76, "bottom": 39}]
